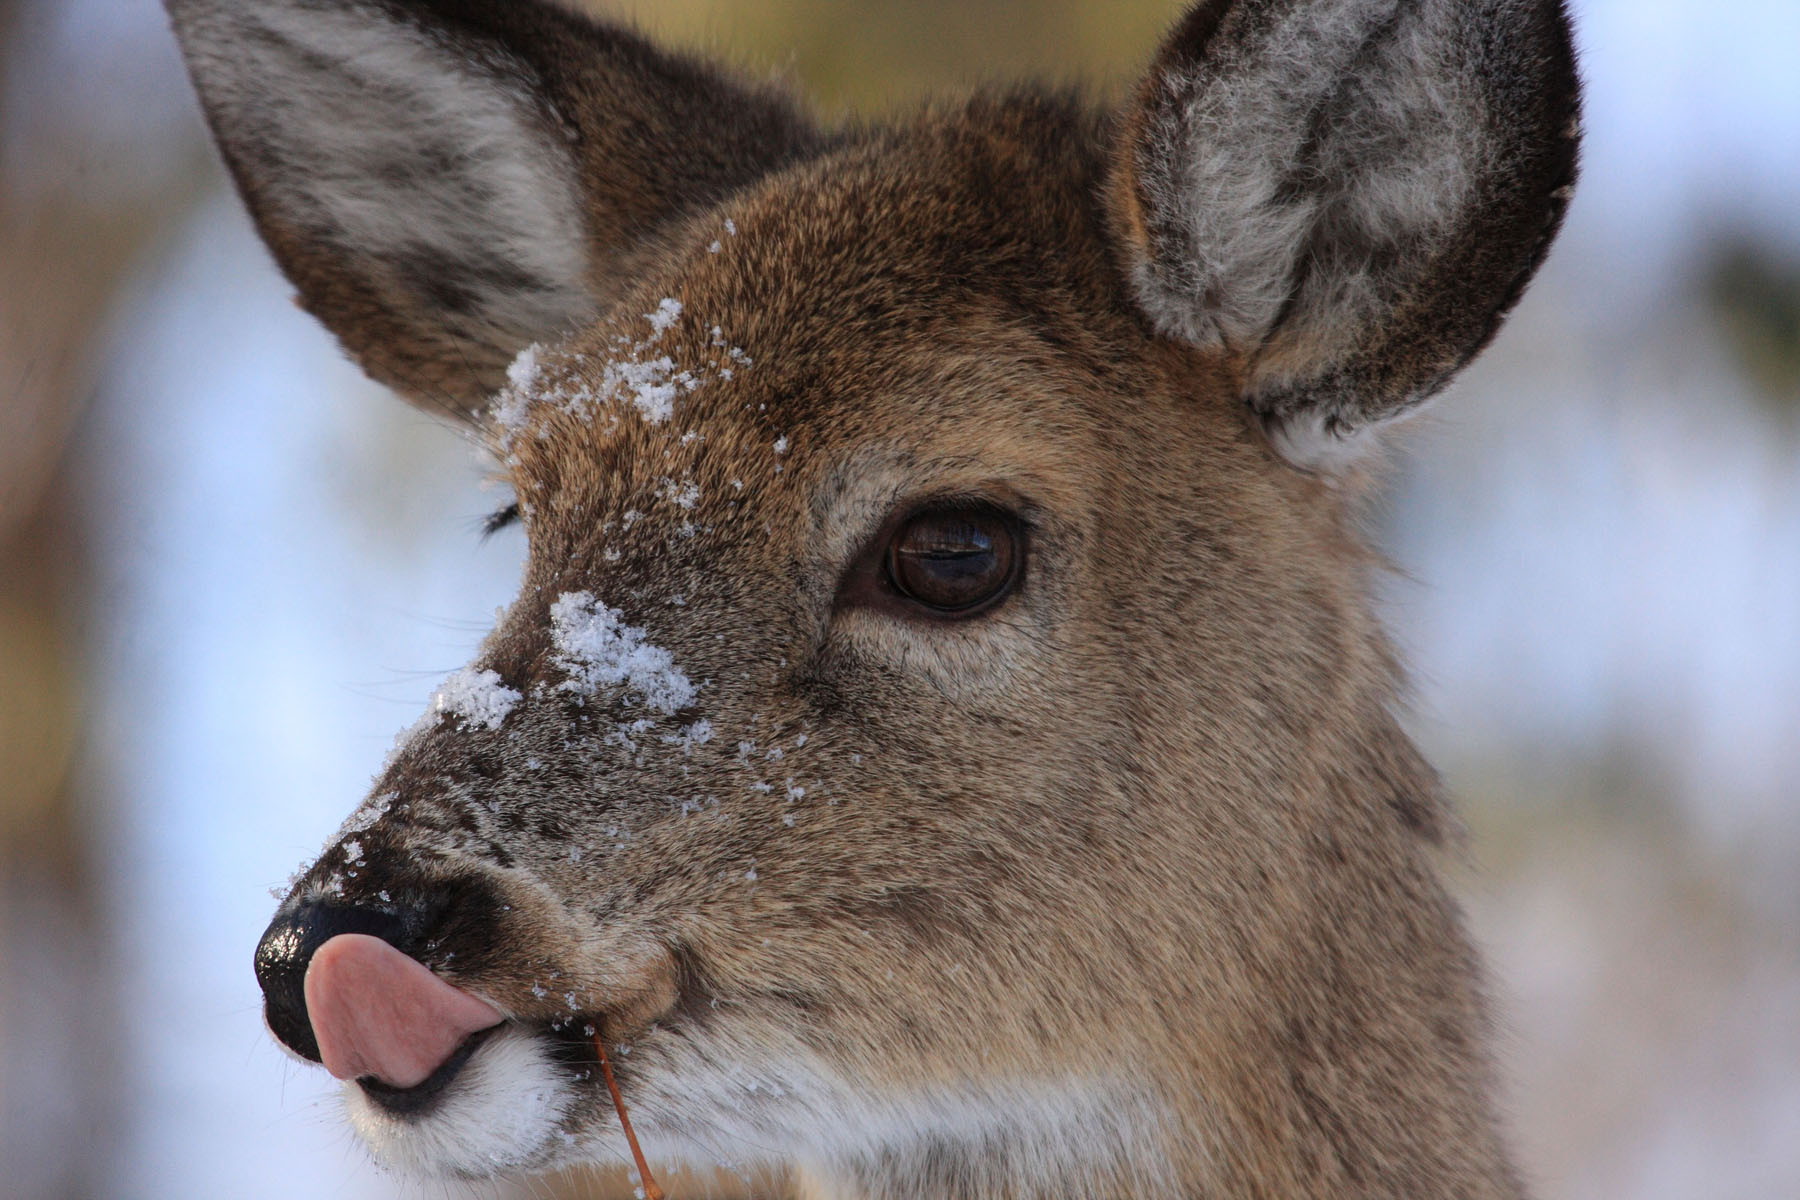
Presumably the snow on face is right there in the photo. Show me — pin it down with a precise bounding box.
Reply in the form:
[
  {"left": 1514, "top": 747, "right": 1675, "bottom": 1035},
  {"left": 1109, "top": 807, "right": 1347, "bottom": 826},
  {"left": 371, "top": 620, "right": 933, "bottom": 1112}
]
[
  {"left": 657, "top": 477, "right": 700, "bottom": 509},
  {"left": 430, "top": 666, "right": 522, "bottom": 730},
  {"left": 491, "top": 342, "right": 543, "bottom": 440},
  {"left": 601, "top": 351, "right": 698, "bottom": 425},
  {"left": 486, "top": 296, "right": 754, "bottom": 454},
  {"left": 645, "top": 297, "right": 682, "bottom": 335},
  {"left": 548, "top": 591, "right": 695, "bottom": 715}
]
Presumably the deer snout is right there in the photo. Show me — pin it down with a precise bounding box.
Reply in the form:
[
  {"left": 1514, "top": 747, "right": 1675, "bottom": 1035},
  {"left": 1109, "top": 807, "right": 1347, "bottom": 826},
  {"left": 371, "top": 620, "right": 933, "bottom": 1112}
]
[
  {"left": 255, "top": 895, "right": 503, "bottom": 1089},
  {"left": 255, "top": 898, "right": 420, "bottom": 1064}
]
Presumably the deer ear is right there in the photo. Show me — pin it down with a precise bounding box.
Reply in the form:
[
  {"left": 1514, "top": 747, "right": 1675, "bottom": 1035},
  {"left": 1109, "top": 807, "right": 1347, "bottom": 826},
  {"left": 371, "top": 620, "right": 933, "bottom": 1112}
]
[
  {"left": 1112, "top": 0, "right": 1580, "bottom": 470},
  {"left": 167, "top": 0, "right": 826, "bottom": 419}
]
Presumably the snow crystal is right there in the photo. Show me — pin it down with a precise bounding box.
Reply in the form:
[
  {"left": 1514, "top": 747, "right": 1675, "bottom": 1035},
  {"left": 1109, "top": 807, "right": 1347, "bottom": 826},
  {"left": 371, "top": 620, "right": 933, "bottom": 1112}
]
[
  {"left": 494, "top": 342, "right": 702, "bottom": 434},
  {"left": 658, "top": 477, "right": 700, "bottom": 509},
  {"left": 773, "top": 435, "right": 789, "bottom": 454},
  {"left": 507, "top": 343, "right": 542, "bottom": 391},
  {"left": 268, "top": 858, "right": 312, "bottom": 902},
  {"left": 549, "top": 591, "right": 696, "bottom": 714},
  {"left": 336, "top": 792, "right": 394, "bottom": 839},
  {"left": 646, "top": 297, "right": 683, "bottom": 335},
  {"left": 487, "top": 304, "right": 751, "bottom": 441},
  {"left": 430, "top": 665, "right": 522, "bottom": 730},
  {"left": 658, "top": 719, "right": 713, "bottom": 755},
  {"left": 491, "top": 342, "right": 543, "bottom": 440},
  {"left": 606, "top": 717, "right": 658, "bottom": 752},
  {"left": 604, "top": 353, "right": 697, "bottom": 425}
]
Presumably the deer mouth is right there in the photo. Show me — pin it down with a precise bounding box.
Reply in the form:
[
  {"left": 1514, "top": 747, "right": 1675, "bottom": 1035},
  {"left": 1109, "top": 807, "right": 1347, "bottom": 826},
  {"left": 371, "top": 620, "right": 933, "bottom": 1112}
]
[
  {"left": 293, "top": 922, "right": 695, "bottom": 1177},
  {"left": 337, "top": 1016, "right": 586, "bottom": 1176},
  {"left": 354, "top": 1023, "right": 502, "bottom": 1116},
  {"left": 306, "top": 933, "right": 645, "bottom": 1176},
  {"left": 349, "top": 1011, "right": 634, "bottom": 1122},
  {"left": 303, "top": 932, "right": 506, "bottom": 1099},
  {"left": 303, "top": 932, "right": 619, "bottom": 1121}
]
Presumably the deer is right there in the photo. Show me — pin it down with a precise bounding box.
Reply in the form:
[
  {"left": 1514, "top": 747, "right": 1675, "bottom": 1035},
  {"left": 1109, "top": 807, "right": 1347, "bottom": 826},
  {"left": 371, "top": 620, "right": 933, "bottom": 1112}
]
[{"left": 165, "top": 0, "right": 1580, "bottom": 1196}]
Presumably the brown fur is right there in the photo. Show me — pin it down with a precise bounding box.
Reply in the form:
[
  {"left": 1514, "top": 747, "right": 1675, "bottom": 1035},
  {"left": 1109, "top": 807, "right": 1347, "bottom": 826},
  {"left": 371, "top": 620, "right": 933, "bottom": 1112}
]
[{"left": 167, "top": 1, "right": 1580, "bottom": 1196}]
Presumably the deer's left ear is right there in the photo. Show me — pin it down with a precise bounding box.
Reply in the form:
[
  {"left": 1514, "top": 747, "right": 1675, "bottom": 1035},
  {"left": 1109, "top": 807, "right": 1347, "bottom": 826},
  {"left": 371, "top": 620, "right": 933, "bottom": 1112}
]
[
  {"left": 166, "top": 0, "right": 827, "bottom": 421},
  {"left": 1112, "top": 0, "right": 1581, "bottom": 470}
]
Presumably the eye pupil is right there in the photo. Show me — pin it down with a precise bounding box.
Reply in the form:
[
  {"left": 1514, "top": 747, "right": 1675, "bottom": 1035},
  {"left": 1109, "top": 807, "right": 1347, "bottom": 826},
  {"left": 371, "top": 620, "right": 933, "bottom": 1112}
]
[{"left": 886, "top": 508, "right": 1019, "bottom": 614}]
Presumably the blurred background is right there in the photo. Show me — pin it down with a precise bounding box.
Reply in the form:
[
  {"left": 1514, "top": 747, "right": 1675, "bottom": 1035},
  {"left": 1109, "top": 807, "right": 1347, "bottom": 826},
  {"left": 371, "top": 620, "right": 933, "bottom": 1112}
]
[{"left": 1, "top": 0, "right": 1795, "bottom": 1196}]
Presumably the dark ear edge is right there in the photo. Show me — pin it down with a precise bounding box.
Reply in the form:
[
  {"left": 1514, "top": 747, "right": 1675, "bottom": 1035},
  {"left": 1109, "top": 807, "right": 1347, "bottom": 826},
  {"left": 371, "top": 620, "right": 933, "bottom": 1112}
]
[
  {"left": 167, "top": 0, "right": 831, "bottom": 420},
  {"left": 1111, "top": 0, "right": 1581, "bottom": 470}
]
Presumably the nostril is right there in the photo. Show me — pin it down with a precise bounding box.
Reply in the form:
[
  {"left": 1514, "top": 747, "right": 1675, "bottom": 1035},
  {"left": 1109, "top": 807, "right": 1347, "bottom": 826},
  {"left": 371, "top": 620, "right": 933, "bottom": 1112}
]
[{"left": 254, "top": 901, "right": 414, "bottom": 1063}]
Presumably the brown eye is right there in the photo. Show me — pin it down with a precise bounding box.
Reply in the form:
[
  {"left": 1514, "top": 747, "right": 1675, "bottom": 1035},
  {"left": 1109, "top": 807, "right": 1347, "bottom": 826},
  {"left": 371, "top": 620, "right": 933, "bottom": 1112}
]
[{"left": 885, "top": 507, "right": 1020, "bottom": 615}]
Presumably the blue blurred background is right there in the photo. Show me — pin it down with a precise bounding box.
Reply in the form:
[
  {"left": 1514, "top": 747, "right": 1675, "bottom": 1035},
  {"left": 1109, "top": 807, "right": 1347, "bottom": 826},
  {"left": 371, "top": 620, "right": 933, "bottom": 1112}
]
[{"left": 1, "top": 1, "right": 1795, "bottom": 1196}]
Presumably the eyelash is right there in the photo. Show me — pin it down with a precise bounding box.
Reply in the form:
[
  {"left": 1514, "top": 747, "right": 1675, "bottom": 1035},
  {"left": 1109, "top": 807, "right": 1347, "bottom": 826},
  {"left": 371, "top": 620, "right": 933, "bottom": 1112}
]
[{"left": 480, "top": 503, "right": 521, "bottom": 539}]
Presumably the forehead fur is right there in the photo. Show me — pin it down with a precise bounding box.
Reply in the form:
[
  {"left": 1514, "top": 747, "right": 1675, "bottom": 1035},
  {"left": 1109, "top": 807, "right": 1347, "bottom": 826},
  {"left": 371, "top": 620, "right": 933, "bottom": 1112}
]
[{"left": 505, "top": 97, "right": 1122, "bottom": 462}]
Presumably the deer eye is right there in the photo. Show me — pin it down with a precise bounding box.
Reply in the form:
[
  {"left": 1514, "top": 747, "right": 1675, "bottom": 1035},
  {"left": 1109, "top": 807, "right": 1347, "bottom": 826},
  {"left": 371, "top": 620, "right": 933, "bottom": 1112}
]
[{"left": 884, "top": 506, "right": 1021, "bottom": 615}]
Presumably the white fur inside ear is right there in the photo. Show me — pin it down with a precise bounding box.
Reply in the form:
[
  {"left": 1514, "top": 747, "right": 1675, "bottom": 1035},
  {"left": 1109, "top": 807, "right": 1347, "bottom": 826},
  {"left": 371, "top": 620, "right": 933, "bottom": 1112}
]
[
  {"left": 1133, "top": 0, "right": 1480, "bottom": 362},
  {"left": 344, "top": 1027, "right": 573, "bottom": 1177},
  {"left": 180, "top": 0, "right": 591, "bottom": 344},
  {"left": 1127, "top": 0, "right": 1503, "bottom": 466}
]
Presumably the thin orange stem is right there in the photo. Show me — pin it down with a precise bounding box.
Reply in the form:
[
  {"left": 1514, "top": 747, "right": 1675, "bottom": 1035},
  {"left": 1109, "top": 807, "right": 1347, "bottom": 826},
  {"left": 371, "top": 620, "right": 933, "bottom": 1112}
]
[{"left": 593, "top": 1031, "right": 666, "bottom": 1200}]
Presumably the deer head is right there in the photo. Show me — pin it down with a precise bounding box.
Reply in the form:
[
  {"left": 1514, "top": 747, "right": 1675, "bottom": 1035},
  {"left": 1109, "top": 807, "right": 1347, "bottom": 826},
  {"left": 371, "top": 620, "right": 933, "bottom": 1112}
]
[{"left": 166, "top": 0, "right": 1578, "bottom": 1195}]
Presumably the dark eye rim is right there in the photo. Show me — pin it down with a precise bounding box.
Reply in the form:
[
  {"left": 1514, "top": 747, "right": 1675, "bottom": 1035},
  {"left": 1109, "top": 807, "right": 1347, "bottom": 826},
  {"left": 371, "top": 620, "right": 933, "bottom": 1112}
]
[{"left": 835, "top": 495, "right": 1029, "bottom": 623}]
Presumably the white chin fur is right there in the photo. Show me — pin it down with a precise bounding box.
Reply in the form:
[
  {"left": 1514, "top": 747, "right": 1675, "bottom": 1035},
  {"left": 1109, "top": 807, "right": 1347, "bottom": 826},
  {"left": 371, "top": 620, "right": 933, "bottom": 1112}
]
[
  {"left": 341, "top": 1029, "right": 1170, "bottom": 1192},
  {"left": 343, "top": 1026, "right": 574, "bottom": 1178}
]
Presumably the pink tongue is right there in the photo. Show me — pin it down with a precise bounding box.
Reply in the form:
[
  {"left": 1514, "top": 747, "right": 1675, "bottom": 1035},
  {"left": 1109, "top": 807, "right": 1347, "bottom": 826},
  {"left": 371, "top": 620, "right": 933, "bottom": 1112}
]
[{"left": 303, "top": 933, "right": 503, "bottom": 1088}]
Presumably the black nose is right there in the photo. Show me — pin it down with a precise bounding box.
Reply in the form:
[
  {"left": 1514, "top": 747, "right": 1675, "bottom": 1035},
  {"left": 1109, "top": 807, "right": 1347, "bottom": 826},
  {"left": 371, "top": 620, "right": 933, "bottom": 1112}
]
[{"left": 254, "top": 900, "right": 414, "bottom": 1062}]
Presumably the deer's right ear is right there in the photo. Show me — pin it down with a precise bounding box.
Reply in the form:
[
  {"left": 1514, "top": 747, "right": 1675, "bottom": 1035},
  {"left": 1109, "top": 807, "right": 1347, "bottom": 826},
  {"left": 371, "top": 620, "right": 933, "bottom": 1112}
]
[
  {"left": 1111, "top": 0, "right": 1579, "bottom": 471},
  {"left": 166, "top": 0, "right": 826, "bottom": 419}
]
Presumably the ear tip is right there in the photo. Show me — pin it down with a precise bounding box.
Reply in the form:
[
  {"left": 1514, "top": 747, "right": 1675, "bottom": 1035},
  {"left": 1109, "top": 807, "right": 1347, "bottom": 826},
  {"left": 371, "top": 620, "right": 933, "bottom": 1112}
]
[{"left": 1157, "top": 0, "right": 1235, "bottom": 64}]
